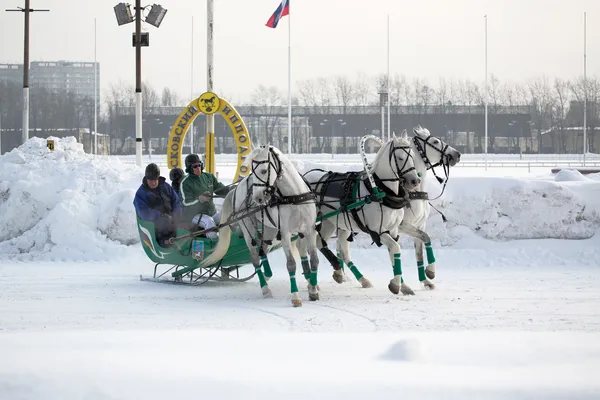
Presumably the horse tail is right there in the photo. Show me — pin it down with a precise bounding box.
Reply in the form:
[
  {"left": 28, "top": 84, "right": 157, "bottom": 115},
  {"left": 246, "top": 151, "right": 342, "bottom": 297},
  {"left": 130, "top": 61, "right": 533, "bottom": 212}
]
[{"left": 199, "top": 189, "right": 235, "bottom": 268}]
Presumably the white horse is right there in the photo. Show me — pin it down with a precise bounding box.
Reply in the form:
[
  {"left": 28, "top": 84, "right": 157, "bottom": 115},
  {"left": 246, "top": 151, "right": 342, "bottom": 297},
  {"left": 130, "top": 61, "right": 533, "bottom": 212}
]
[
  {"left": 301, "top": 135, "right": 424, "bottom": 295},
  {"left": 398, "top": 126, "right": 462, "bottom": 288},
  {"left": 199, "top": 145, "right": 320, "bottom": 307},
  {"left": 340, "top": 126, "right": 462, "bottom": 290}
]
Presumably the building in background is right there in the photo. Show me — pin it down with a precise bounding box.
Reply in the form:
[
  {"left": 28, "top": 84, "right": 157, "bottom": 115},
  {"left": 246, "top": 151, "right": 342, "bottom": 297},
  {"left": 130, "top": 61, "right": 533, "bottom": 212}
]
[
  {"left": 0, "top": 64, "right": 22, "bottom": 85},
  {"left": 0, "top": 60, "right": 100, "bottom": 105}
]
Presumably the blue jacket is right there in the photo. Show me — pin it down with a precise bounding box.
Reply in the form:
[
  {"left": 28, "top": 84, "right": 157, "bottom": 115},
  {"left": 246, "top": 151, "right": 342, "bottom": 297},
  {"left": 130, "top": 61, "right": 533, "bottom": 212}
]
[{"left": 133, "top": 177, "right": 183, "bottom": 221}]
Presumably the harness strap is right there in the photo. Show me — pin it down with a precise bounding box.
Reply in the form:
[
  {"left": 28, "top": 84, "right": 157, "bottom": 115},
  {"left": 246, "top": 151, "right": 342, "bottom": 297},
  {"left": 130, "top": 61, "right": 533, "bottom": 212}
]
[
  {"left": 409, "top": 191, "right": 429, "bottom": 200},
  {"left": 371, "top": 173, "right": 411, "bottom": 209}
]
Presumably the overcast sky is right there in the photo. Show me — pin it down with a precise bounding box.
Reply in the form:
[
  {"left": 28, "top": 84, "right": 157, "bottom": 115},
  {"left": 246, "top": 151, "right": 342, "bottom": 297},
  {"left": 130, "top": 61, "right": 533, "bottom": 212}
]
[{"left": 1, "top": 0, "right": 598, "bottom": 104}]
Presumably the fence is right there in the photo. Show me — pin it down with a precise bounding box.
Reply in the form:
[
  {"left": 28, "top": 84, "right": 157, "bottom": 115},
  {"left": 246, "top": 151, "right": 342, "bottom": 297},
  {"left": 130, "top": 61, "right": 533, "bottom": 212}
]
[{"left": 113, "top": 153, "right": 600, "bottom": 173}]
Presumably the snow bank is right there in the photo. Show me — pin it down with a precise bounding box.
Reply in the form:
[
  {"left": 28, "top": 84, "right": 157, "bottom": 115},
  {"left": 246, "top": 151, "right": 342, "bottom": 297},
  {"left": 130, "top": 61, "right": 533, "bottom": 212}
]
[
  {"left": 300, "top": 162, "right": 600, "bottom": 247},
  {"left": 1, "top": 138, "right": 600, "bottom": 261},
  {"left": 0, "top": 137, "right": 144, "bottom": 261}
]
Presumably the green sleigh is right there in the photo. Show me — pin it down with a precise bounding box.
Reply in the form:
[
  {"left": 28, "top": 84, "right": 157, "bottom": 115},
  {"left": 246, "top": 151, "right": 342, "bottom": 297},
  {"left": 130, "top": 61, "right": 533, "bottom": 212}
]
[{"left": 137, "top": 216, "right": 281, "bottom": 285}]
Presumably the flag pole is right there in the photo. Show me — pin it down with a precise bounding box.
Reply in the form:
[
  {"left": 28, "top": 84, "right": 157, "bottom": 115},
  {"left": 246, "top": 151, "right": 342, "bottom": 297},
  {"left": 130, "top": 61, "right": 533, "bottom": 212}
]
[
  {"left": 287, "top": 1, "right": 292, "bottom": 155},
  {"left": 484, "top": 14, "right": 488, "bottom": 171},
  {"left": 583, "top": 11, "right": 587, "bottom": 166},
  {"left": 94, "top": 17, "right": 97, "bottom": 155},
  {"left": 387, "top": 14, "right": 391, "bottom": 141},
  {"left": 190, "top": 15, "right": 194, "bottom": 153}
]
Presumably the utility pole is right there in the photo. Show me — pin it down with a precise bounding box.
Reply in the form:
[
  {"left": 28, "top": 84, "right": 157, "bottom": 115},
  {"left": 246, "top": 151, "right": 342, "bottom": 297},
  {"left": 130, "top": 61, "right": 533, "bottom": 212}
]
[
  {"left": 6, "top": 1, "right": 50, "bottom": 145},
  {"left": 484, "top": 14, "right": 488, "bottom": 171},
  {"left": 583, "top": 11, "right": 587, "bottom": 166},
  {"left": 113, "top": 2, "right": 167, "bottom": 166},
  {"left": 205, "top": 0, "right": 215, "bottom": 174}
]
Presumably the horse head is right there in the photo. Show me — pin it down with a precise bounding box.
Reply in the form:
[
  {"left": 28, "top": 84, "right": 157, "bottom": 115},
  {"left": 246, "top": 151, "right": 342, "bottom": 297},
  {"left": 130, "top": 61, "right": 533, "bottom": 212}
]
[
  {"left": 412, "top": 126, "right": 462, "bottom": 167},
  {"left": 371, "top": 136, "right": 421, "bottom": 191},
  {"left": 243, "top": 145, "right": 282, "bottom": 205}
]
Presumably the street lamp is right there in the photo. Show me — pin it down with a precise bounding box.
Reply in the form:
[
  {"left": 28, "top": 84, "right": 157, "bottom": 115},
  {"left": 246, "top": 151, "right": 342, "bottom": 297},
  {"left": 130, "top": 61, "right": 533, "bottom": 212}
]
[
  {"left": 113, "top": 1, "right": 167, "bottom": 167},
  {"left": 6, "top": 1, "right": 50, "bottom": 145}
]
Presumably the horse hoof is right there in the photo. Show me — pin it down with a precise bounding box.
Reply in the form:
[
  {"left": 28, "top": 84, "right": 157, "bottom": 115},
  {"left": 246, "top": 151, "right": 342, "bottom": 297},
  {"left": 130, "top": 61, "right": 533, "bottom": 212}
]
[
  {"left": 359, "top": 277, "right": 373, "bottom": 288},
  {"left": 309, "top": 292, "right": 320, "bottom": 301},
  {"left": 426, "top": 268, "right": 435, "bottom": 280},
  {"left": 291, "top": 298, "right": 303, "bottom": 307},
  {"left": 423, "top": 280, "right": 436, "bottom": 290},
  {"left": 262, "top": 287, "right": 273, "bottom": 298},
  {"left": 401, "top": 283, "right": 415, "bottom": 295},
  {"left": 388, "top": 281, "right": 400, "bottom": 295},
  {"left": 332, "top": 271, "right": 345, "bottom": 284}
]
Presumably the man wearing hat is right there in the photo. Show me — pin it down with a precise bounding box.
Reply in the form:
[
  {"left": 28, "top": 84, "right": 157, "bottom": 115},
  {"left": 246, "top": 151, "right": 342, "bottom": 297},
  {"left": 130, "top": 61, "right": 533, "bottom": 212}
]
[
  {"left": 133, "top": 163, "right": 183, "bottom": 246},
  {"left": 180, "top": 154, "right": 230, "bottom": 237}
]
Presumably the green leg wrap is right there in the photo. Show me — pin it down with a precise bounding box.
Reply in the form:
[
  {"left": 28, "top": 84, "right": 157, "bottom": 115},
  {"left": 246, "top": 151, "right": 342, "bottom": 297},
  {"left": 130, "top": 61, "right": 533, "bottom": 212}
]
[
  {"left": 301, "top": 256, "right": 310, "bottom": 280},
  {"left": 309, "top": 269, "right": 318, "bottom": 287},
  {"left": 255, "top": 265, "right": 268, "bottom": 288},
  {"left": 425, "top": 242, "right": 436, "bottom": 265},
  {"left": 417, "top": 261, "right": 426, "bottom": 282},
  {"left": 261, "top": 255, "right": 273, "bottom": 278},
  {"left": 337, "top": 252, "right": 345, "bottom": 271},
  {"left": 393, "top": 253, "right": 402, "bottom": 277},
  {"left": 289, "top": 271, "right": 299, "bottom": 293},
  {"left": 347, "top": 261, "right": 364, "bottom": 280}
]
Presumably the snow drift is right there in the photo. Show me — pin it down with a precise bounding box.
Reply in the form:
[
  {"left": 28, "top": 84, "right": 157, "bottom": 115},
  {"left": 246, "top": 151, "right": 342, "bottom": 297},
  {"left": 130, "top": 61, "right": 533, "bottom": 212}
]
[{"left": 1, "top": 137, "right": 599, "bottom": 261}]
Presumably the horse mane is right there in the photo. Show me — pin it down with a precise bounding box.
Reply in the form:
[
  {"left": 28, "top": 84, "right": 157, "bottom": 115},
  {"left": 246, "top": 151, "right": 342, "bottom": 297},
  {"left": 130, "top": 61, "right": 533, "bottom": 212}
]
[
  {"left": 242, "top": 145, "right": 269, "bottom": 169},
  {"left": 413, "top": 125, "right": 431, "bottom": 137},
  {"left": 368, "top": 136, "right": 410, "bottom": 174}
]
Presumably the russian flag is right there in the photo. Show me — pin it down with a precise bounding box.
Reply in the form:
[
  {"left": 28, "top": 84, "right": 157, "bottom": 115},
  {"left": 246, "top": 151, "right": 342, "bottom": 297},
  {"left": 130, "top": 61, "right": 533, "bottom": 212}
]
[{"left": 265, "top": 0, "right": 289, "bottom": 28}]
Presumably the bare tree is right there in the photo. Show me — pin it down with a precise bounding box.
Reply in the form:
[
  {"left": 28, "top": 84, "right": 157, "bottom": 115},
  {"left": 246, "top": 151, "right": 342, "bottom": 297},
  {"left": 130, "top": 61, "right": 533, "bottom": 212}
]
[
  {"left": 528, "top": 77, "right": 555, "bottom": 153},
  {"left": 251, "top": 85, "right": 283, "bottom": 146},
  {"left": 161, "top": 87, "right": 182, "bottom": 107},
  {"left": 553, "top": 79, "right": 570, "bottom": 152},
  {"left": 352, "top": 72, "right": 373, "bottom": 108}
]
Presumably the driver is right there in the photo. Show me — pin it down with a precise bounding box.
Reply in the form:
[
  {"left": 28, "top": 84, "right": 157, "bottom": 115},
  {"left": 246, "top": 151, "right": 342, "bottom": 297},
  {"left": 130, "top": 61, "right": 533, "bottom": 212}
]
[{"left": 180, "top": 154, "right": 230, "bottom": 238}]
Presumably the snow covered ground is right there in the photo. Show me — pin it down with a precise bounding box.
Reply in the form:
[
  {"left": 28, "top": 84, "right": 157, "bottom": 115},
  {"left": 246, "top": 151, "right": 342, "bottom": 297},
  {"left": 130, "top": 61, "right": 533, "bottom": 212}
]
[{"left": 1, "top": 137, "right": 600, "bottom": 399}]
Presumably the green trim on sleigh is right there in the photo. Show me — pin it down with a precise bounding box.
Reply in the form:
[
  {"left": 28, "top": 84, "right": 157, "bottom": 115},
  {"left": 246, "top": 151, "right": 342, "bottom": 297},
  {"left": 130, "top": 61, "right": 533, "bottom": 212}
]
[{"left": 136, "top": 217, "right": 282, "bottom": 276}]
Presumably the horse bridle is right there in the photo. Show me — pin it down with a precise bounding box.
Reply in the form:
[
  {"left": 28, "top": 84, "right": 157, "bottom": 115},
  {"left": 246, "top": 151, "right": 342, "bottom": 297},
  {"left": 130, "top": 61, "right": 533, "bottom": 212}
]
[
  {"left": 374, "top": 140, "right": 417, "bottom": 197},
  {"left": 412, "top": 134, "right": 455, "bottom": 202},
  {"left": 250, "top": 147, "right": 282, "bottom": 197},
  {"left": 412, "top": 135, "right": 453, "bottom": 185}
]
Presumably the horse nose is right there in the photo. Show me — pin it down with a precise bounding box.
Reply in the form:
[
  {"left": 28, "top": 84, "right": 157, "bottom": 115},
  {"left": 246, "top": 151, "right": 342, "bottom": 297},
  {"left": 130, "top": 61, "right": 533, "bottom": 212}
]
[{"left": 410, "top": 178, "right": 421, "bottom": 187}]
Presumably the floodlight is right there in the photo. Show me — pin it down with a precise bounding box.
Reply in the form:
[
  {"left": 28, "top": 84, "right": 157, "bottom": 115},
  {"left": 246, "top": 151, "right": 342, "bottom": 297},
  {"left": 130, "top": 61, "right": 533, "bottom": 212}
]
[
  {"left": 145, "top": 4, "right": 167, "bottom": 28},
  {"left": 114, "top": 3, "right": 133, "bottom": 26}
]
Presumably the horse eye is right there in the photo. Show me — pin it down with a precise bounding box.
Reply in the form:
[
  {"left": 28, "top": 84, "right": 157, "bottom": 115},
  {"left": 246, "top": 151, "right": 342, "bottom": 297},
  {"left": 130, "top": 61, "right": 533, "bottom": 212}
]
[
  {"left": 433, "top": 140, "right": 439, "bottom": 144},
  {"left": 260, "top": 169, "right": 267, "bottom": 175}
]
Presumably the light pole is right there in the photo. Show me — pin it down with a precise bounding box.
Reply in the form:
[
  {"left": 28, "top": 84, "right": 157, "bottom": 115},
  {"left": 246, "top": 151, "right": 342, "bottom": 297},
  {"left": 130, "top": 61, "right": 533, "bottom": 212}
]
[
  {"left": 6, "top": 1, "right": 50, "bottom": 145},
  {"left": 206, "top": 0, "right": 215, "bottom": 173},
  {"left": 583, "top": 11, "right": 587, "bottom": 166},
  {"left": 142, "top": 117, "right": 163, "bottom": 160},
  {"left": 378, "top": 84, "right": 388, "bottom": 141},
  {"left": 484, "top": 14, "right": 488, "bottom": 171},
  {"left": 113, "top": 2, "right": 167, "bottom": 166}
]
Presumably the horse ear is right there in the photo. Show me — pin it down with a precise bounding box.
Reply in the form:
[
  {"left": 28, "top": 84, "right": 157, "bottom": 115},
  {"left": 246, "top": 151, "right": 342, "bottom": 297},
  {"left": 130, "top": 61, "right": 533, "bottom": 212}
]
[
  {"left": 401, "top": 129, "right": 408, "bottom": 139},
  {"left": 243, "top": 148, "right": 259, "bottom": 168}
]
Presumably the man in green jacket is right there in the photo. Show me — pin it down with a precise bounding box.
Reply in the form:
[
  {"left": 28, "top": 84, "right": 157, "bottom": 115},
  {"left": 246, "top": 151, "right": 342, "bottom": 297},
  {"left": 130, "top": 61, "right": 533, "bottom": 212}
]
[{"left": 180, "top": 154, "right": 230, "bottom": 236}]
